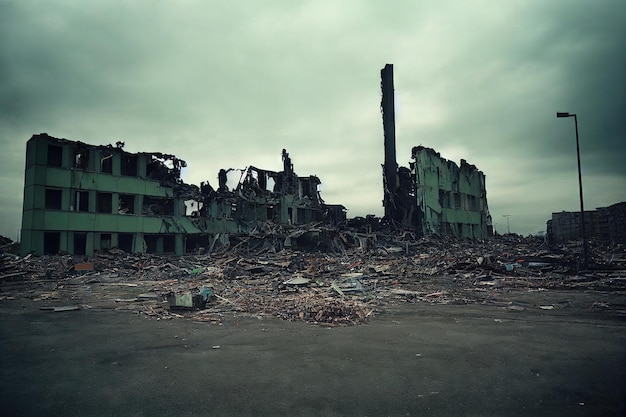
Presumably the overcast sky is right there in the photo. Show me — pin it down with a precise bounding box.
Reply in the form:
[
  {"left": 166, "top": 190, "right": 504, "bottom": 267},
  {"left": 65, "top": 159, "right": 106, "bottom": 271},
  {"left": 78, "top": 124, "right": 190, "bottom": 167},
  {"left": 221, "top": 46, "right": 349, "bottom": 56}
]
[{"left": 1, "top": 0, "right": 625, "bottom": 239}]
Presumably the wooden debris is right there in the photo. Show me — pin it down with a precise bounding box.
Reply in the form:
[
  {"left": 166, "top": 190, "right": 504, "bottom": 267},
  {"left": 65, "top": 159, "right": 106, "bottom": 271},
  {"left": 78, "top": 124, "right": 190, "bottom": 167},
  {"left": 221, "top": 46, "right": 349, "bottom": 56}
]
[{"left": 1, "top": 234, "right": 624, "bottom": 325}]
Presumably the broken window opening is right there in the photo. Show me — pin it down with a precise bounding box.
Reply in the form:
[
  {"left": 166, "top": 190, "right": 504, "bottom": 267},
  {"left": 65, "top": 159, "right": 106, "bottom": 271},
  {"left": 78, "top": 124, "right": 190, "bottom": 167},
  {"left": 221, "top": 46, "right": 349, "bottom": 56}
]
[
  {"left": 100, "top": 150, "right": 113, "bottom": 173},
  {"left": 468, "top": 195, "right": 478, "bottom": 211},
  {"left": 43, "top": 232, "right": 61, "bottom": 255},
  {"left": 73, "top": 233, "right": 87, "bottom": 256},
  {"left": 184, "top": 200, "right": 202, "bottom": 216},
  {"left": 45, "top": 188, "right": 63, "bottom": 210},
  {"left": 47, "top": 145, "right": 63, "bottom": 167},
  {"left": 300, "top": 177, "right": 321, "bottom": 199},
  {"left": 453, "top": 193, "right": 461, "bottom": 210},
  {"left": 163, "top": 235, "right": 175, "bottom": 254},
  {"left": 185, "top": 236, "right": 207, "bottom": 254},
  {"left": 267, "top": 205, "right": 277, "bottom": 221},
  {"left": 118, "top": 233, "right": 133, "bottom": 252},
  {"left": 146, "top": 153, "right": 186, "bottom": 184},
  {"left": 74, "top": 147, "right": 89, "bottom": 169},
  {"left": 147, "top": 158, "right": 167, "bottom": 181},
  {"left": 226, "top": 169, "right": 242, "bottom": 191},
  {"left": 121, "top": 154, "right": 138, "bottom": 177},
  {"left": 274, "top": 176, "right": 284, "bottom": 193},
  {"left": 118, "top": 194, "right": 135, "bottom": 215},
  {"left": 74, "top": 191, "right": 89, "bottom": 212},
  {"left": 266, "top": 177, "right": 276, "bottom": 192},
  {"left": 144, "top": 235, "right": 159, "bottom": 254},
  {"left": 100, "top": 233, "right": 111, "bottom": 250},
  {"left": 143, "top": 197, "right": 174, "bottom": 216},
  {"left": 97, "top": 192, "right": 113, "bottom": 213}
]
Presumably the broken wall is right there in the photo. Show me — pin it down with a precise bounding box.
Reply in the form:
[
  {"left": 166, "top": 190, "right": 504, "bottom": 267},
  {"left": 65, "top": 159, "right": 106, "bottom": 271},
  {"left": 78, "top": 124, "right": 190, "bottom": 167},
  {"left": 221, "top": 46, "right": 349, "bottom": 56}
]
[{"left": 412, "top": 146, "right": 491, "bottom": 238}]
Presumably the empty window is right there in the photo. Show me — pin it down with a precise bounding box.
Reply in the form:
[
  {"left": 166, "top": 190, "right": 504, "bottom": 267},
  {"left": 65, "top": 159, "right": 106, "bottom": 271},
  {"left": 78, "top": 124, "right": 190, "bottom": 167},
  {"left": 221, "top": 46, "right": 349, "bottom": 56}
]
[
  {"left": 163, "top": 235, "right": 175, "bottom": 254},
  {"left": 74, "top": 191, "right": 89, "bottom": 212},
  {"left": 454, "top": 193, "right": 461, "bottom": 209},
  {"left": 118, "top": 234, "right": 133, "bottom": 252},
  {"left": 185, "top": 236, "right": 206, "bottom": 254},
  {"left": 97, "top": 192, "right": 113, "bottom": 213},
  {"left": 144, "top": 235, "right": 159, "bottom": 254},
  {"left": 118, "top": 194, "right": 135, "bottom": 214},
  {"left": 121, "top": 155, "right": 138, "bottom": 177},
  {"left": 45, "top": 188, "right": 62, "bottom": 210},
  {"left": 73, "top": 233, "right": 87, "bottom": 256},
  {"left": 74, "top": 147, "right": 89, "bottom": 169},
  {"left": 143, "top": 197, "right": 174, "bottom": 216},
  {"left": 43, "top": 232, "right": 61, "bottom": 255},
  {"left": 47, "top": 145, "right": 63, "bottom": 167},
  {"left": 267, "top": 205, "right": 276, "bottom": 221},
  {"left": 100, "top": 233, "right": 111, "bottom": 250}
]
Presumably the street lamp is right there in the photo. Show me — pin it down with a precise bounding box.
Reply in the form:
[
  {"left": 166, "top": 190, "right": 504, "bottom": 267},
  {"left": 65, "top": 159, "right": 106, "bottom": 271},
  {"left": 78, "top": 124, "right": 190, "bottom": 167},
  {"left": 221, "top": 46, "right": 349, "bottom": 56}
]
[
  {"left": 556, "top": 112, "right": 589, "bottom": 267},
  {"left": 502, "top": 214, "right": 511, "bottom": 234}
]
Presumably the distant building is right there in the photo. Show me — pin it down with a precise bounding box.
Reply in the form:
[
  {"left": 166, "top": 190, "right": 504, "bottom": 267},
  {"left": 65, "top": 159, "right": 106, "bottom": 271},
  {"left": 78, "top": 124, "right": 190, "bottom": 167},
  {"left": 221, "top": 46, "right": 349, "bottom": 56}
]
[
  {"left": 20, "top": 134, "right": 345, "bottom": 256},
  {"left": 547, "top": 201, "right": 626, "bottom": 243}
]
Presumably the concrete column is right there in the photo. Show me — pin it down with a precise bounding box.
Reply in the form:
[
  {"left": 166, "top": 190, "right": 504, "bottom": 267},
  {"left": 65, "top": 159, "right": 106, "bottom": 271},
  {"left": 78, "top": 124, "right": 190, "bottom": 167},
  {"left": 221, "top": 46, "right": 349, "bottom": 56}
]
[
  {"left": 136, "top": 195, "right": 143, "bottom": 216},
  {"left": 134, "top": 232, "right": 145, "bottom": 253},
  {"left": 60, "top": 231, "right": 69, "bottom": 254},
  {"left": 86, "top": 232, "right": 95, "bottom": 256},
  {"left": 88, "top": 191, "right": 97, "bottom": 213}
]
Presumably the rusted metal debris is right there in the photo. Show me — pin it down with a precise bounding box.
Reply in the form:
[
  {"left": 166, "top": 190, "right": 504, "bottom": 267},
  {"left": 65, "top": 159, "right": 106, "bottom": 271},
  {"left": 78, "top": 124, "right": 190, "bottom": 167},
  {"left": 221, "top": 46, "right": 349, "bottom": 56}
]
[{"left": 1, "top": 233, "right": 625, "bottom": 325}]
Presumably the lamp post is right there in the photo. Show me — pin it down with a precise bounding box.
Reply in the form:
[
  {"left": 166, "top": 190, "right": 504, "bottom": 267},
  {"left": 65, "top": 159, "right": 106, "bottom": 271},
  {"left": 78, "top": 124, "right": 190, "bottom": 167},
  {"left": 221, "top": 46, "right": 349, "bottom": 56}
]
[
  {"left": 556, "top": 112, "right": 589, "bottom": 267},
  {"left": 502, "top": 214, "right": 511, "bottom": 234}
]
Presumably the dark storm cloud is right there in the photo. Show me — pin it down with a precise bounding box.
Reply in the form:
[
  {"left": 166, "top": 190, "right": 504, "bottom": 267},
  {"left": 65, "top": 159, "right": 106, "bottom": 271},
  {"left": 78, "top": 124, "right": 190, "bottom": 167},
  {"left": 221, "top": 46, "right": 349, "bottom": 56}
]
[{"left": 531, "top": 1, "right": 626, "bottom": 177}]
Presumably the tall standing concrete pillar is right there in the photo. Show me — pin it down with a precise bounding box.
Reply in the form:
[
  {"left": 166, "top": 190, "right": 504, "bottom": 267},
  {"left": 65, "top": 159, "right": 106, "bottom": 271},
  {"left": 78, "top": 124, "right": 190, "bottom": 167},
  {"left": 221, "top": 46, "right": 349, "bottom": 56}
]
[{"left": 381, "top": 64, "right": 398, "bottom": 220}]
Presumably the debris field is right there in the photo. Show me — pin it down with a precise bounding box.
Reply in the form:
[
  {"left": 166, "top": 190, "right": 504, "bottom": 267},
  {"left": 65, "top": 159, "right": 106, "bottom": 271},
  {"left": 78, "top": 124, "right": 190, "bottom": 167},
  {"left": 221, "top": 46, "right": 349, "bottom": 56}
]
[{"left": 2, "top": 234, "right": 625, "bottom": 326}]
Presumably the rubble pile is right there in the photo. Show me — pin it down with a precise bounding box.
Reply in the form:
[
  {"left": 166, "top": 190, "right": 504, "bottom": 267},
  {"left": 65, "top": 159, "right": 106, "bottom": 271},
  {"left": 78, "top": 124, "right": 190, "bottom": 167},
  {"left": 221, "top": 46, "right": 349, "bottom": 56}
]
[{"left": 1, "top": 235, "right": 625, "bottom": 325}]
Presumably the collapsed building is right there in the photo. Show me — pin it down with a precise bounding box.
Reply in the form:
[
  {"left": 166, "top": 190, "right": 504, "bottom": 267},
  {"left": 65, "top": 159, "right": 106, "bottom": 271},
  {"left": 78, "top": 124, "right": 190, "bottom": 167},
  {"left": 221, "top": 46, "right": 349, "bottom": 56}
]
[
  {"left": 380, "top": 64, "right": 492, "bottom": 238},
  {"left": 20, "top": 134, "right": 345, "bottom": 256},
  {"left": 19, "top": 65, "right": 495, "bottom": 256}
]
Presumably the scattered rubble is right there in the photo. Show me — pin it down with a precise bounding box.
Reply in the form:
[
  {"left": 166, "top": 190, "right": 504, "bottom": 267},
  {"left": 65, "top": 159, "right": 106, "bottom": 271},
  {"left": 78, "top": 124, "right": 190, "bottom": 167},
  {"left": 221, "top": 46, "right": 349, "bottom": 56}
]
[{"left": 1, "top": 234, "right": 625, "bottom": 325}]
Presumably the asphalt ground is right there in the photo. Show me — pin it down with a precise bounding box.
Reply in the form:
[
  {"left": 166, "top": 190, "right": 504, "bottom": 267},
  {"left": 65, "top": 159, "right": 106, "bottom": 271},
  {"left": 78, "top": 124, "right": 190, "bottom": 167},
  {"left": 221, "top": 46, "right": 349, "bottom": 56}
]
[{"left": 1, "top": 295, "right": 625, "bottom": 417}]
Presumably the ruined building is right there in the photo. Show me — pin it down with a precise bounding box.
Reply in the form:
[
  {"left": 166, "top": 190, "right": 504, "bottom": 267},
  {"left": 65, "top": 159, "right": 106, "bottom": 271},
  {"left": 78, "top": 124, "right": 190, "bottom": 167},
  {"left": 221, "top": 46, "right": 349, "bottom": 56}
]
[
  {"left": 20, "top": 134, "right": 345, "bottom": 256},
  {"left": 380, "top": 64, "right": 492, "bottom": 238}
]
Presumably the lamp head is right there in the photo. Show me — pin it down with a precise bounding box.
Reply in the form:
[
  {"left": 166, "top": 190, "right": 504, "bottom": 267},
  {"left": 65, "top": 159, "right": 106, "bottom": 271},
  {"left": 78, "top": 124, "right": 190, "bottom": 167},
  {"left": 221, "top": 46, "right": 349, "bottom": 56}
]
[{"left": 556, "top": 112, "right": 572, "bottom": 118}]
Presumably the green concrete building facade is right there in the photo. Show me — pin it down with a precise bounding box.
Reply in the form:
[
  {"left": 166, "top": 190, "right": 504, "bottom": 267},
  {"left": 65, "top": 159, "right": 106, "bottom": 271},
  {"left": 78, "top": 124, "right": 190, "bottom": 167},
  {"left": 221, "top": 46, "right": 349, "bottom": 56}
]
[
  {"left": 21, "top": 134, "right": 203, "bottom": 256},
  {"left": 412, "top": 146, "right": 492, "bottom": 238},
  {"left": 20, "top": 134, "right": 345, "bottom": 256}
]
